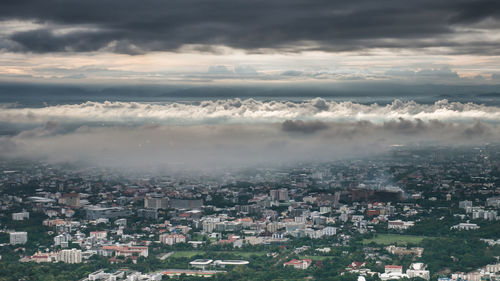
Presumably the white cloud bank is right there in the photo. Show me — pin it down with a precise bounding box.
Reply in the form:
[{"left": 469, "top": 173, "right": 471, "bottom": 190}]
[{"left": 1, "top": 98, "right": 500, "bottom": 125}]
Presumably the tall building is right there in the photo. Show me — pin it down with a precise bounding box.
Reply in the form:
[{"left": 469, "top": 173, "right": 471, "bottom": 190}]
[
  {"left": 270, "top": 188, "right": 289, "bottom": 201},
  {"left": 170, "top": 199, "right": 203, "bottom": 209},
  {"left": 160, "top": 233, "right": 186, "bottom": 245},
  {"left": 144, "top": 197, "right": 169, "bottom": 209},
  {"left": 270, "top": 189, "right": 279, "bottom": 201},
  {"left": 57, "top": 249, "right": 82, "bottom": 263},
  {"left": 10, "top": 232, "right": 27, "bottom": 245}
]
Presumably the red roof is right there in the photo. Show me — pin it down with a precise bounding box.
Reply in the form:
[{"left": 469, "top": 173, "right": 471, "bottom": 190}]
[{"left": 284, "top": 259, "right": 312, "bottom": 265}]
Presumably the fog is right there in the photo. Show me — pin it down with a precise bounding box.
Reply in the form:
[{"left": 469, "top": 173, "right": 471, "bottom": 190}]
[{"left": 0, "top": 110, "right": 498, "bottom": 171}]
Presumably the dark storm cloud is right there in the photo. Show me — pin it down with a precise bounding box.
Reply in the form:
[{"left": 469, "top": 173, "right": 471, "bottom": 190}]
[{"left": 1, "top": 0, "right": 499, "bottom": 54}]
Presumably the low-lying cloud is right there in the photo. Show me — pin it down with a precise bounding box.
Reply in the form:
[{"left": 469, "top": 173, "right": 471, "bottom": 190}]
[{"left": 0, "top": 118, "right": 498, "bottom": 171}]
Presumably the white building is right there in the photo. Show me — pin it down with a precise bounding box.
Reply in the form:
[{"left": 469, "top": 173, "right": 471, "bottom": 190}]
[
  {"left": 12, "top": 211, "right": 29, "bottom": 221},
  {"left": 406, "top": 263, "right": 430, "bottom": 280},
  {"left": 57, "top": 248, "right": 82, "bottom": 264},
  {"left": 160, "top": 233, "right": 186, "bottom": 245},
  {"left": 54, "top": 233, "right": 71, "bottom": 248},
  {"left": 322, "top": 226, "right": 337, "bottom": 236},
  {"left": 451, "top": 223, "right": 480, "bottom": 230},
  {"left": 388, "top": 220, "right": 414, "bottom": 230},
  {"left": 10, "top": 232, "right": 27, "bottom": 245},
  {"left": 319, "top": 206, "right": 331, "bottom": 213},
  {"left": 380, "top": 265, "right": 408, "bottom": 280}
]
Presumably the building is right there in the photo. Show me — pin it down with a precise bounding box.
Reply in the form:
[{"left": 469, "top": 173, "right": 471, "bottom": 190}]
[
  {"left": 160, "top": 233, "right": 186, "bottom": 245},
  {"left": 89, "top": 231, "right": 107, "bottom": 240},
  {"left": 386, "top": 246, "right": 424, "bottom": 257},
  {"left": 144, "top": 197, "right": 169, "bottom": 209},
  {"left": 12, "top": 211, "right": 29, "bottom": 221},
  {"left": 213, "top": 260, "right": 249, "bottom": 268},
  {"left": 170, "top": 199, "right": 203, "bottom": 209},
  {"left": 54, "top": 233, "right": 71, "bottom": 248},
  {"left": 85, "top": 206, "right": 132, "bottom": 220},
  {"left": 21, "top": 252, "right": 57, "bottom": 263},
  {"left": 202, "top": 218, "right": 220, "bottom": 233},
  {"left": 270, "top": 189, "right": 289, "bottom": 201},
  {"left": 57, "top": 249, "right": 82, "bottom": 263},
  {"left": 380, "top": 265, "right": 408, "bottom": 280},
  {"left": 190, "top": 259, "right": 213, "bottom": 270},
  {"left": 388, "top": 220, "right": 414, "bottom": 230},
  {"left": 61, "top": 193, "right": 80, "bottom": 207},
  {"left": 267, "top": 222, "right": 281, "bottom": 233},
  {"left": 283, "top": 259, "right": 312, "bottom": 270},
  {"left": 459, "top": 200, "right": 473, "bottom": 209},
  {"left": 101, "top": 245, "right": 149, "bottom": 257},
  {"left": 472, "top": 210, "right": 497, "bottom": 220},
  {"left": 451, "top": 223, "right": 480, "bottom": 230},
  {"left": 322, "top": 226, "right": 337, "bottom": 236},
  {"left": 406, "top": 263, "right": 430, "bottom": 280},
  {"left": 10, "top": 231, "right": 27, "bottom": 245},
  {"left": 138, "top": 208, "right": 159, "bottom": 220}
]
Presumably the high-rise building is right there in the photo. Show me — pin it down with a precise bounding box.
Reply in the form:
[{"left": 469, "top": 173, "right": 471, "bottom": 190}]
[
  {"left": 278, "top": 189, "right": 289, "bottom": 201},
  {"left": 57, "top": 249, "right": 82, "bottom": 264},
  {"left": 160, "top": 233, "right": 186, "bottom": 245},
  {"left": 270, "top": 188, "right": 289, "bottom": 201},
  {"left": 10, "top": 232, "right": 27, "bottom": 245},
  {"left": 144, "top": 197, "right": 169, "bottom": 209}
]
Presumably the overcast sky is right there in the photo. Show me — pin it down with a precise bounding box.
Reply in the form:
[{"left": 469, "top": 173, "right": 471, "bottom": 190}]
[{"left": 0, "top": 0, "right": 500, "bottom": 86}]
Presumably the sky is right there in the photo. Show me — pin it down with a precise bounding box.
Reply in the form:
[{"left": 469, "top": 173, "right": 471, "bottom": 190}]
[
  {"left": 0, "top": 0, "right": 499, "bottom": 86},
  {"left": 1, "top": 0, "right": 500, "bottom": 171}
]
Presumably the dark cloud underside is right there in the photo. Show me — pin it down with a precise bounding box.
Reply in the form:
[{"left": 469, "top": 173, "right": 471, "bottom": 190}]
[{"left": 1, "top": 0, "right": 499, "bottom": 54}]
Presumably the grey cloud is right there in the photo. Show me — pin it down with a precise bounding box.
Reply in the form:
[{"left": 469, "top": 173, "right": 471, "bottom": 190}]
[
  {"left": 281, "top": 70, "right": 303, "bottom": 77},
  {"left": 282, "top": 120, "right": 329, "bottom": 134},
  {"left": 235, "top": 66, "right": 258, "bottom": 75},
  {"left": 1, "top": 119, "right": 498, "bottom": 171},
  {"left": 208, "top": 65, "right": 234, "bottom": 75},
  {"left": 463, "top": 121, "right": 492, "bottom": 138},
  {"left": 385, "top": 67, "right": 461, "bottom": 82},
  {"left": 0, "top": 0, "right": 499, "bottom": 54}
]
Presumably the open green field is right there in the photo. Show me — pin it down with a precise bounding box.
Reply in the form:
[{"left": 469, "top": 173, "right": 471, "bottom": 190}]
[
  {"left": 170, "top": 250, "right": 267, "bottom": 259},
  {"left": 299, "top": 255, "right": 333, "bottom": 261},
  {"left": 170, "top": 251, "right": 204, "bottom": 258},
  {"left": 362, "top": 234, "right": 430, "bottom": 245}
]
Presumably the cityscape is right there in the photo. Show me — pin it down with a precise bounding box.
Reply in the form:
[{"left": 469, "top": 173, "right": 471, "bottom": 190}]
[
  {"left": 1, "top": 0, "right": 500, "bottom": 280},
  {"left": 0, "top": 145, "right": 499, "bottom": 280}
]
